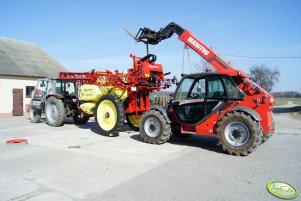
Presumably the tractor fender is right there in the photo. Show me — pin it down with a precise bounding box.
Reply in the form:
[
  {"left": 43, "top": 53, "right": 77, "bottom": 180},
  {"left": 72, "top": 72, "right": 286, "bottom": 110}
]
[
  {"left": 150, "top": 105, "right": 171, "bottom": 123},
  {"left": 230, "top": 106, "right": 261, "bottom": 121}
]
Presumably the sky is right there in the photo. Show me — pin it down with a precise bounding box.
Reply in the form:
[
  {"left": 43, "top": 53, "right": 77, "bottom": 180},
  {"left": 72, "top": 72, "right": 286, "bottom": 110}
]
[{"left": 1, "top": 0, "right": 301, "bottom": 92}]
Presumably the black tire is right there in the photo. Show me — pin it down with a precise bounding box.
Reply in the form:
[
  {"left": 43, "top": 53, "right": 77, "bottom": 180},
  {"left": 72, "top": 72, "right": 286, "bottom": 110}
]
[
  {"left": 45, "top": 96, "right": 65, "bottom": 127},
  {"left": 95, "top": 94, "right": 125, "bottom": 137},
  {"left": 73, "top": 112, "right": 90, "bottom": 124},
  {"left": 126, "top": 114, "right": 140, "bottom": 131},
  {"left": 29, "top": 106, "right": 41, "bottom": 123},
  {"left": 139, "top": 110, "right": 172, "bottom": 144},
  {"left": 262, "top": 133, "right": 273, "bottom": 143},
  {"left": 215, "top": 112, "right": 262, "bottom": 156}
]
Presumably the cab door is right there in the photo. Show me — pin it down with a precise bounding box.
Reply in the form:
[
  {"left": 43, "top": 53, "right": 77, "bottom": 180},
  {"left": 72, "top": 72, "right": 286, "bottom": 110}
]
[
  {"left": 172, "top": 76, "right": 206, "bottom": 124},
  {"left": 204, "top": 75, "right": 227, "bottom": 117},
  {"left": 172, "top": 74, "right": 243, "bottom": 125}
]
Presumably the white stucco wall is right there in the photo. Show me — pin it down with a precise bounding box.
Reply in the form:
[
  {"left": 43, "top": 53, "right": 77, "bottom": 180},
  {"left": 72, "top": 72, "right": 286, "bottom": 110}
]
[{"left": 0, "top": 75, "right": 40, "bottom": 114}]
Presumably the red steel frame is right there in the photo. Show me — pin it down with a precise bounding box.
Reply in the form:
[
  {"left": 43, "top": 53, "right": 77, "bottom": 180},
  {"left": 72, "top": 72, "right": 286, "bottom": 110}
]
[{"left": 58, "top": 54, "right": 172, "bottom": 118}]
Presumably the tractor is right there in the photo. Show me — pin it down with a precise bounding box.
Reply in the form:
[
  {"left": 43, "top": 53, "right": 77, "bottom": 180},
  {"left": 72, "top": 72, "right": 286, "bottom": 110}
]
[
  {"left": 29, "top": 78, "right": 90, "bottom": 126},
  {"left": 133, "top": 22, "right": 275, "bottom": 156}
]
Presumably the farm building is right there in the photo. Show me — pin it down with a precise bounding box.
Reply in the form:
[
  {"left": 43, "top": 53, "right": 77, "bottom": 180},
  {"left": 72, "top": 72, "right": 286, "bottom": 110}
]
[{"left": 0, "top": 37, "right": 67, "bottom": 116}]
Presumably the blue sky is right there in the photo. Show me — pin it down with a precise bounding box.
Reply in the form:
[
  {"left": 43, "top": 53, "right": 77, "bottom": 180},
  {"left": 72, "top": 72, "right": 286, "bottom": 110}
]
[{"left": 1, "top": 0, "right": 301, "bottom": 92}]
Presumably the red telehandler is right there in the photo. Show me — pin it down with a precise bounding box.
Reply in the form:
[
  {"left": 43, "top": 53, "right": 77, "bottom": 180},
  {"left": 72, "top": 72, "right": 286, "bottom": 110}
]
[{"left": 134, "top": 22, "right": 274, "bottom": 156}]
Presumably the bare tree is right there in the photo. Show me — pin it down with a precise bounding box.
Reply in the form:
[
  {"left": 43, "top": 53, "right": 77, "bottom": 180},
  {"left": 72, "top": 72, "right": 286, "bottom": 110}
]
[{"left": 249, "top": 64, "right": 280, "bottom": 92}]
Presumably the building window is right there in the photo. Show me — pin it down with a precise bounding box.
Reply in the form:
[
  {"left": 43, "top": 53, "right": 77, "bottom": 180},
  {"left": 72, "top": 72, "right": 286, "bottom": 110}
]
[{"left": 26, "top": 86, "right": 35, "bottom": 98}]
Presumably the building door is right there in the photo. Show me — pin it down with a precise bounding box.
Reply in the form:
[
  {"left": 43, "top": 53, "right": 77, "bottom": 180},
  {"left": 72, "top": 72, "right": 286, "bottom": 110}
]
[{"left": 12, "top": 89, "right": 23, "bottom": 116}]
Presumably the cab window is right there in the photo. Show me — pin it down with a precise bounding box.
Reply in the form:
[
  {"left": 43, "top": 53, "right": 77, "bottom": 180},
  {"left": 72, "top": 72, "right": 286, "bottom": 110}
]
[
  {"left": 175, "top": 78, "right": 206, "bottom": 100},
  {"left": 207, "top": 76, "right": 225, "bottom": 99},
  {"left": 66, "top": 82, "right": 76, "bottom": 96},
  {"left": 222, "top": 76, "right": 243, "bottom": 99},
  {"left": 189, "top": 79, "right": 206, "bottom": 99},
  {"left": 175, "top": 78, "right": 194, "bottom": 100},
  {"left": 55, "top": 81, "right": 63, "bottom": 94}
]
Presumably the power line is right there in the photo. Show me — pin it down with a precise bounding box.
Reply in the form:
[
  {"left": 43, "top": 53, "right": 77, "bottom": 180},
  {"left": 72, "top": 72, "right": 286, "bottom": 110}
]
[
  {"left": 56, "top": 51, "right": 301, "bottom": 61},
  {"left": 4, "top": 43, "right": 298, "bottom": 61},
  {"left": 49, "top": 42, "right": 301, "bottom": 60}
]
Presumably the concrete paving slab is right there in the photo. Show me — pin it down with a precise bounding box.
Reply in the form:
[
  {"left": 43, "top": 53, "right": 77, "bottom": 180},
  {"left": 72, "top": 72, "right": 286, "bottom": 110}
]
[{"left": 0, "top": 106, "right": 300, "bottom": 201}]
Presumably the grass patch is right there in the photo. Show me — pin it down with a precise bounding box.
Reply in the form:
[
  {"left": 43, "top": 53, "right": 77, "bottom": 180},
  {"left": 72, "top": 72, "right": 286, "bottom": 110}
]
[{"left": 275, "top": 98, "right": 301, "bottom": 106}]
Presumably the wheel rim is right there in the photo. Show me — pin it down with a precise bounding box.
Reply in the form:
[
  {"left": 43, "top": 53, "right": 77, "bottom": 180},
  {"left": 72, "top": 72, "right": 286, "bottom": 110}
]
[
  {"left": 46, "top": 103, "right": 58, "bottom": 124},
  {"left": 224, "top": 122, "right": 249, "bottom": 146},
  {"left": 144, "top": 117, "right": 161, "bottom": 138},
  {"left": 97, "top": 100, "right": 117, "bottom": 131},
  {"left": 127, "top": 114, "right": 140, "bottom": 127}
]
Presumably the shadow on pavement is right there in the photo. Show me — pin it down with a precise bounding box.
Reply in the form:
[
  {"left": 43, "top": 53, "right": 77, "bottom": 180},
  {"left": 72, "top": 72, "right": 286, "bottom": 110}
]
[
  {"left": 75, "top": 121, "right": 100, "bottom": 135},
  {"left": 273, "top": 106, "right": 301, "bottom": 114},
  {"left": 54, "top": 117, "right": 224, "bottom": 154},
  {"left": 291, "top": 106, "right": 301, "bottom": 112},
  {"left": 273, "top": 107, "right": 291, "bottom": 114},
  {"left": 74, "top": 121, "right": 137, "bottom": 136},
  {"left": 130, "top": 133, "right": 223, "bottom": 154}
]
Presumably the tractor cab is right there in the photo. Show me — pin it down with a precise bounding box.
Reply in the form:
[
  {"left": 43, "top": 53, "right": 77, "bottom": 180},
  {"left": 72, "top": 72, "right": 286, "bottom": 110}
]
[
  {"left": 29, "top": 78, "right": 87, "bottom": 126},
  {"left": 32, "top": 79, "right": 52, "bottom": 101},
  {"left": 170, "top": 73, "right": 244, "bottom": 125},
  {"left": 31, "top": 78, "right": 78, "bottom": 112},
  {"left": 32, "top": 79, "right": 77, "bottom": 101}
]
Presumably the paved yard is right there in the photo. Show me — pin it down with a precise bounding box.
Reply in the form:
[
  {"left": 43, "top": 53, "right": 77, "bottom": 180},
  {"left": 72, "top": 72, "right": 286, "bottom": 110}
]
[{"left": 0, "top": 105, "right": 300, "bottom": 201}]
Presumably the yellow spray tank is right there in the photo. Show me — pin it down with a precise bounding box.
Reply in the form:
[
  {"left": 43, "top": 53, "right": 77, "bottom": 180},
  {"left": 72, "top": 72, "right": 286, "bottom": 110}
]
[{"left": 79, "top": 84, "right": 128, "bottom": 115}]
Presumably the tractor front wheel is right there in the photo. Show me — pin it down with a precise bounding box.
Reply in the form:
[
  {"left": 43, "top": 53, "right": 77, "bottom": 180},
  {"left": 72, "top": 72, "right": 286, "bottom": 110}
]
[
  {"left": 45, "top": 96, "right": 65, "bottom": 127},
  {"left": 139, "top": 110, "right": 172, "bottom": 144},
  {"left": 29, "top": 106, "right": 41, "bottom": 123},
  {"left": 216, "top": 112, "right": 262, "bottom": 156},
  {"left": 95, "top": 94, "right": 125, "bottom": 137}
]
